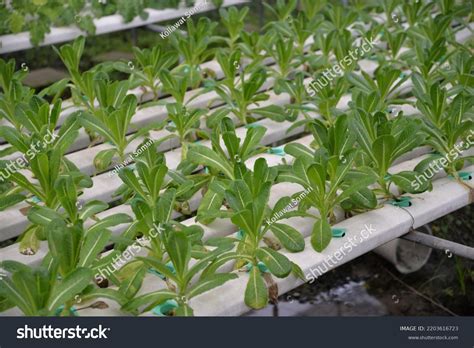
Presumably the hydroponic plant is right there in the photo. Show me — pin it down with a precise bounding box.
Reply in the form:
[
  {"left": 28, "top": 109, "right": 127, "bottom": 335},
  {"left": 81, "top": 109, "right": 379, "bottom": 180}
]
[
  {"left": 280, "top": 115, "right": 377, "bottom": 252},
  {"left": 0, "top": 0, "right": 473, "bottom": 318},
  {"left": 0, "top": 0, "right": 224, "bottom": 46},
  {"left": 206, "top": 50, "right": 290, "bottom": 126},
  {"left": 122, "top": 225, "right": 237, "bottom": 316},
  {"left": 187, "top": 117, "right": 268, "bottom": 224},
  {"left": 199, "top": 159, "right": 305, "bottom": 309}
]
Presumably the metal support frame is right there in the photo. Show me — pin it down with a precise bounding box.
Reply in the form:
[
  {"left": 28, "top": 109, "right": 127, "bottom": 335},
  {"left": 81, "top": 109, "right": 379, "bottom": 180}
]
[{"left": 401, "top": 230, "right": 474, "bottom": 261}]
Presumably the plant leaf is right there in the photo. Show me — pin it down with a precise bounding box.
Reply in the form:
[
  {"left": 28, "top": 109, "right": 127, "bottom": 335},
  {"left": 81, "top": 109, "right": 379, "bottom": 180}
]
[
  {"left": 187, "top": 273, "right": 237, "bottom": 299},
  {"left": 311, "top": 218, "right": 332, "bottom": 252},
  {"left": 46, "top": 268, "right": 92, "bottom": 314},
  {"left": 188, "top": 145, "right": 234, "bottom": 179},
  {"left": 269, "top": 223, "right": 305, "bottom": 252},
  {"left": 244, "top": 266, "right": 268, "bottom": 309},
  {"left": 256, "top": 247, "right": 292, "bottom": 278}
]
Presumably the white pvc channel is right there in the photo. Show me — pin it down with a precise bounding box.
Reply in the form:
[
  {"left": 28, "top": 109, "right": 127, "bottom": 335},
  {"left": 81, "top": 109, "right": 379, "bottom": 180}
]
[{"left": 0, "top": 0, "right": 249, "bottom": 54}]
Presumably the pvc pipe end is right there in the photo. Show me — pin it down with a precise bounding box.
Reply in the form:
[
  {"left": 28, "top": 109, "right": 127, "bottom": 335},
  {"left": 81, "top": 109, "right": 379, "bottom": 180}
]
[{"left": 374, "top": 225, "right": 432, "bottom": 274}]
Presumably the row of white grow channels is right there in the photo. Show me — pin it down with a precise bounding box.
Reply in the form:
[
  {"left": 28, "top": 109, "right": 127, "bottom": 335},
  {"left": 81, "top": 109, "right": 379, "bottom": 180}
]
[{"left": 0, "top": 0, "right": 249, "bottom": 54}]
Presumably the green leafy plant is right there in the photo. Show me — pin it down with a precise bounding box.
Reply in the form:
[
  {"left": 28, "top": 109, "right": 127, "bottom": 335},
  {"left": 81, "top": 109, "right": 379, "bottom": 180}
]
[
  {"left": 263, "top": 33, "right": 301, "bottom": 81},
  {"left": 0, "top": 99, "right": 91, "bottom": 253},
  {"left": 1, "top": 0, "right": 93, "bottom": 46},
  {"left": 186, "top": 117, "right": 268, "bottom": 224},
  {"left": 206, "top": 50, "right": 290, "bottom": 126},
  {"left": 0, "top": 0, "right": 204, "bottom": 46},
  {"left": 413, "top": 84, "right": 473, "bottom": 184},
  {"left": 78, "top": 81, "right": 158, "bottom": 170},
  {"left": 114, "top": 145, "right": 184, "bottom": 247},
  {"left": 110, "top": 143, "right": 203, "bottom": 298},
  {"left": 217, "top": 6, "right": 249, "bottom": 51},
  {"left": 238, "top": 31, "right": 270, "bottom": 72},
  {"left": 303, "top": 74, "right": 348, "bottom": 126},
  {"left": 0, "top": 261, "right": 93, "bottom": 316},
  {"left": 56, "top": 46, "right": 164, "bottom": 171},
  {"left": 158, "top": 69, "right": 208, "bottom": 159},
  {"left": 321, "top": 4, "right": 359, "bottom": 61},
  {"left": 263, "top": 0, "right": 297, "bottom": 22},
  {"left": 54, "top": 36, "right": 152, "bottom": 165},
  {"left": 0, "top": 211, "right": 128, "bottom": 316},
  {"left": 351, "top": 107, "right": 430, "bottom": 200},
  {"left": 280, "top": 115, "right": 377, "bottom": 252},
  {"left": 1, "top": 174, "right": 131, "bottom": 315},
  {"left": 0, "top": 58, "right": 33, "bottom": 135},
  {"left": 347, "top": 67, "right": 409, "bottom": 115},
  {"left": 122, "top": 225, "right": 237, "bottom": 316},
  {"left": 55, "top": 37, "right": 108, "bottom": 110},
  {"left": 200, "top": 158, "right": 305, "bottom": 309},
  {"left": 171, "top": 18, "right": 218, "bottom": 89},
  {"left": 120, "top": 45, "right": 178, "bottom": 101}
]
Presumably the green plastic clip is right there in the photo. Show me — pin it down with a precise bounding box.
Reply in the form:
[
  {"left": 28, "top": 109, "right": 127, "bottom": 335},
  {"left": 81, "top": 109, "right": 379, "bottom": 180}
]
[
  {"left": 458, "top": 172, "right": 472, "bottom": 181},
  {"left": 55, "top": 305, "right": 78, "bottom": 316},
  {"left": 30, "top": 196, "right": 42, "bottom": 204},
  {"left": 246, "top": 262, "right": 269, "bottom": 273},
  {"left": 267, "top": 146, "right": 286, "bottom": 156},
  {"left": 384, "top": 174, "right": 392, "bottom": 181},
  {"left": 235, "top": 229, "right": 245, "bottom": 240},
  {"left": 245, "top": 122, "right": 261, "bottom": 129},
  {"left": 152, "top": 299, "right": 179, "bottom": 316},
  {"left": 203, "top": 80, "right": 215, "bottom": 88},
  {"left": 332, "top": 228, "right": 346, "bottom": 238},
  {"left": 204, "top": 166, "right": 209, "bottom": 174},
  {"left": 388, "top": 196, "right": 412, "bottom": 207},
  {"left": 148, "top": 261, "right": 176, "bottom": 280},
  {"left": 449, "top": 172, "right": 473, "bottom": 181}
]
